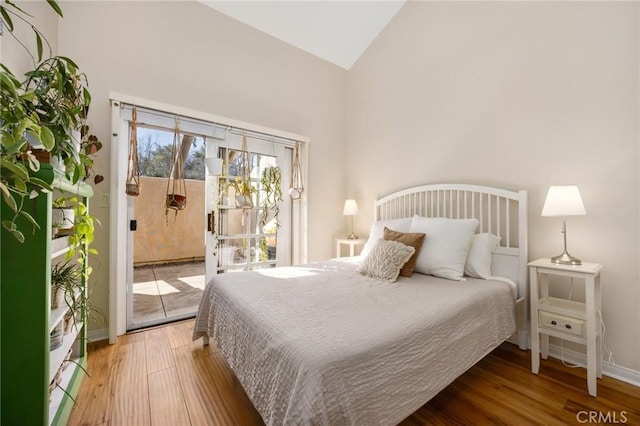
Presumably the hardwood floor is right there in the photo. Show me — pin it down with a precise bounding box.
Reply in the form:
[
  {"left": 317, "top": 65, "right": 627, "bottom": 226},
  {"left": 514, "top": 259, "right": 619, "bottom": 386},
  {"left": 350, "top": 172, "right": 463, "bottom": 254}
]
[{"left": 69, "top": 320, "right": 639, "bottom": 426}]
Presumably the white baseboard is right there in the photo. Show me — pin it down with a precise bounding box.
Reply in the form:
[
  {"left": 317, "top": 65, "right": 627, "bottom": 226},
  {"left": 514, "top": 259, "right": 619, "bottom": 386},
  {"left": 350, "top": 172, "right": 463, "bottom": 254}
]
[
  {"left": 546, "top": 343, "right": 640, "bottom": 388},
  {"left": 87, "top": 327, "right": 109, "bottom": 343}
]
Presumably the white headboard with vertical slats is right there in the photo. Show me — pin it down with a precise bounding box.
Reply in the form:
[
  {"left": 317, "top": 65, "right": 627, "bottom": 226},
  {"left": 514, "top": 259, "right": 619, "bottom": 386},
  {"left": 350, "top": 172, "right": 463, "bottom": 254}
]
[{"left": 374, "top": 184, "right": 529, "bottom": 348}]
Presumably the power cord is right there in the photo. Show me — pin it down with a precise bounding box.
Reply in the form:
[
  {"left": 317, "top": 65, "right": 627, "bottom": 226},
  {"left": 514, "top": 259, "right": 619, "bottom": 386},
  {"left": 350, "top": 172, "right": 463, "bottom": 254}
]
[{"left": 560, "top": 278, "right": 615, "bottom": 368}]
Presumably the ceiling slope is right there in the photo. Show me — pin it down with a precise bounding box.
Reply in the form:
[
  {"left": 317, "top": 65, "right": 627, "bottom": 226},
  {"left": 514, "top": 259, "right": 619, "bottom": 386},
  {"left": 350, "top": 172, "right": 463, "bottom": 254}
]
[{"left": 201, "top": 1, "right": 406, "bottom": 70}]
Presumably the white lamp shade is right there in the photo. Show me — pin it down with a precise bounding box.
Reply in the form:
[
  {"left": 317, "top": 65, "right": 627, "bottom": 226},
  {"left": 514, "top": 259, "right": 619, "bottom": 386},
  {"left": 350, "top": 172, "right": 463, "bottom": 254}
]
[
  {"left": 205, "top": 157, "right": 223, "bottom": 176},
  {"left": 343, "top": 199, "right": 359, "bottom": 216},
  {"left": 541, "top": 185, "right": 586, "bottom": 217}
]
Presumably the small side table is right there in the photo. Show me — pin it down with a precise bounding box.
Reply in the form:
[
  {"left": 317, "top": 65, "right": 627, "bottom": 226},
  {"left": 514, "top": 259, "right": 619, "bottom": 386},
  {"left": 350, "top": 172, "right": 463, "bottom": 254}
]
[
  {"left": 529, "top": 258, "right": 603, "bottom": 396},
  {"left": 336, "top": 238, "right": 365, "bottom": 258}
]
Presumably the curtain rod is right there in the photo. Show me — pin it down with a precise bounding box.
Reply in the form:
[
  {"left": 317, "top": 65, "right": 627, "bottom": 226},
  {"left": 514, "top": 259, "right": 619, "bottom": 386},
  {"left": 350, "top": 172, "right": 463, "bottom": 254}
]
[{"left": 120, "top": 102, "right": 300, "bottom": 147}]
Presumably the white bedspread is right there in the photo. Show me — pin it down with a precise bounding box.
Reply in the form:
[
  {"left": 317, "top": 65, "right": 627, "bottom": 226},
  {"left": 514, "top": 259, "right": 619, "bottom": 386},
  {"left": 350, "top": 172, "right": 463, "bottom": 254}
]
[{"left": 193, "top": 258, "right": 515, "bottom": 426}]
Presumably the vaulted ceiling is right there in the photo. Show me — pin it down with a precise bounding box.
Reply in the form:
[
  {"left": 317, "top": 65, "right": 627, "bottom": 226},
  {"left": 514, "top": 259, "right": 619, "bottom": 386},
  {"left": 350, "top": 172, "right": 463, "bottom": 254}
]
[{"left": 201, "top": 1, "right": 406, "bottom": 70}]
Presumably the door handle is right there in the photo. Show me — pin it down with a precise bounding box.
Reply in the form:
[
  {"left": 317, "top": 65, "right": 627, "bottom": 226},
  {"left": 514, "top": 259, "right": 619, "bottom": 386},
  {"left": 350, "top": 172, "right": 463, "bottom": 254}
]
[
  {"left": 208, "top": 211, "right": 215, "bottom": 234},
  {"left": 130, "top": 220, "right": 137, "bottom": 231}
]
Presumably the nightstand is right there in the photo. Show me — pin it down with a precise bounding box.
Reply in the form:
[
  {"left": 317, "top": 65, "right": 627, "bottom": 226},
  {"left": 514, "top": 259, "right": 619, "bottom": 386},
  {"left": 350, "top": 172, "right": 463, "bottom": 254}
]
[
  {"left": 528, "top": 258, "right": 603, "bottom": 397},
  {"left": 336, "top": 238, "right": 365, "bottom": 258}
]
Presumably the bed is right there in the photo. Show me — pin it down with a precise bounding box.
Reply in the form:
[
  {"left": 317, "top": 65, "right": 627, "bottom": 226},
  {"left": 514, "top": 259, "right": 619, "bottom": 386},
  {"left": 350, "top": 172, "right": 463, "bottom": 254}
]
[{"left": 193, "top": 184, "right": 528, "bottom": 425}]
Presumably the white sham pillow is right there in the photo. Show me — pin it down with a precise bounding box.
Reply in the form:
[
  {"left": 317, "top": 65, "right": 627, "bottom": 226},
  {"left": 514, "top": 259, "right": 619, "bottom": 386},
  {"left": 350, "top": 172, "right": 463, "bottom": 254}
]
[
  {"left": 410, "top": 216, "right": 479, "bottom": 280},
  {"left": 464, "top": 233, "right": 501, "bottom": 279},
  {"left": 360, "top": 217, "right": 412, "bottom": 258},
  {"left": 357, "top": 239, "right": 415, "bottom": 283}
]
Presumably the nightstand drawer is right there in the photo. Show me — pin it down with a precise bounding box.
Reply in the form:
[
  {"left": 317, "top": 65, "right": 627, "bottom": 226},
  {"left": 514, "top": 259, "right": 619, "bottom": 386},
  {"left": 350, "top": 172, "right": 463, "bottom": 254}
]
[{"left": 539, "top": 311, "right": 585, "bottom": 338}]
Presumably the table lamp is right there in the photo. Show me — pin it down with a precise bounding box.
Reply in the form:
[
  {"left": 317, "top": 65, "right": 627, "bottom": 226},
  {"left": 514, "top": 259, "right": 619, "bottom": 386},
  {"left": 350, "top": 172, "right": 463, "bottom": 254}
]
[
  {"left": 541, "top": 185, "right": 586, "bottom": 265},
  {"left": 343, "top": 199, "right": 359, "bottom": 240}
]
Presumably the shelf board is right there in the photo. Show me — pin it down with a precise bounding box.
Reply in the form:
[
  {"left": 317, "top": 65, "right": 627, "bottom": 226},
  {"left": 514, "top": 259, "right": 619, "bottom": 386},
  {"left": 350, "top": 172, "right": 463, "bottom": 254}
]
[
  {"left": 49, "top": 305, "right": 70, "bottom": 334},
  {"left": 51, "top": 236, "right": 71, "bottom": 259},
  {"left": 49, "top": 324, "right": 82, "bottom": 384},
  {"left": 538, "top": 296, "right": 586, "bottom": 320},
  {"left": 48, "top": 354, "right": 86, "bottom": 426},
  {"left": 33, "top": 164, "right": 93, "bottom": 198},
  {"left": 49, "top": 288, "right": 81, "bottom": 333}
]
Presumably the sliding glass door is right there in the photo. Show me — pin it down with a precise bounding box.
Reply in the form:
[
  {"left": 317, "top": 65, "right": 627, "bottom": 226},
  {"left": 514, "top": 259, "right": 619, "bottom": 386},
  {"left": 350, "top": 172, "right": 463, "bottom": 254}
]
[{"left": 205, "top": 135, "right": 292, "bottom": 284}]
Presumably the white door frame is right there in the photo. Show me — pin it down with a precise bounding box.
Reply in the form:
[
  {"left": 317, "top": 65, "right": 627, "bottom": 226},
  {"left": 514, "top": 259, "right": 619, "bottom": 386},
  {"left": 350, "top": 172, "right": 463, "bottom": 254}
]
[{"left": 109, "top": 92, "right": 309, "bottom": 343}]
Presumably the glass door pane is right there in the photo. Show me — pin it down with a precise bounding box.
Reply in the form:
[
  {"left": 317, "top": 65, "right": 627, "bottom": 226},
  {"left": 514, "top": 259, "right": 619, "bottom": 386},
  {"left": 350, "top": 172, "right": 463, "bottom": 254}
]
[
  {"left": 206, "top": 135, "right": 291, "bottom": 278},
  {"left": 127, "top": 126, "right": 207, "bottom": 331}
]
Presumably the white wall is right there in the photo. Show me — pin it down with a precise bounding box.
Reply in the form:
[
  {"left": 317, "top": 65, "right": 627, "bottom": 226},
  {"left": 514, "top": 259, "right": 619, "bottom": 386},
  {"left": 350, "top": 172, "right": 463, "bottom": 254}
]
[
  {"left": 348, "top": 2, "right": 639, "bottom": 373},
  {"left": 5, "top": 0, "right": 638, "bottom": 377},
  {"left": 1, "top": 1, "right": 59, "bottom": 77},
  {"left": 55, "top": 1, "right": 348, "bottom": 332}
]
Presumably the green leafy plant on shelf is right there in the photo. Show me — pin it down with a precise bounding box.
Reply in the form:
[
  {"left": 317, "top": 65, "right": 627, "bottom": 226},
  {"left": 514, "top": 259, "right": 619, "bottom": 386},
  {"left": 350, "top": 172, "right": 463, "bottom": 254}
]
[
  {"left": 0, "top": 0, "right": 102, "bottom": 242},
  {"left": 53, "top": 195, "right": 100, "bottom": 280},
  {"left": 51, "top": 258, "right": 106, "bottom": 330}
]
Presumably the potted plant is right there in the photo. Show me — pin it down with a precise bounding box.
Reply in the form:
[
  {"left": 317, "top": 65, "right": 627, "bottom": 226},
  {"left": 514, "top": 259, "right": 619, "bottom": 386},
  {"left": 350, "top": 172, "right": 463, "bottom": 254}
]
[
  {"left": 0, "top": 0, "right": 101, "bottom": 243},
  {"left": 50, "top": 258, "right": 105, "bottom": 334},
  {"left": 230, "top": 176, "right": 256, "bottom": 209},
  {"left": 51, "top": 195, "right": 100, "bottom": 279},
  {"left": 50, "top": 259, "right": 80, "bottom": 349},
  {"left": 52, "top": 197, "right": 75, "bottom": 237},
  {"left": 51, "top": 259, "right": 81, "bottom": 311},
  {"left": 260, "top": 166, "right": 283, "bottom": 227}
]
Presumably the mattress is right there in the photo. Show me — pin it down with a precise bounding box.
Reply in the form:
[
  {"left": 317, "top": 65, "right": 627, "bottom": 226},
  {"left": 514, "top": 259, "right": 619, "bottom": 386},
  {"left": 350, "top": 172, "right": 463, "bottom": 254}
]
[{"left": 193, "top": 257, "right": 516, "bottom": 425}]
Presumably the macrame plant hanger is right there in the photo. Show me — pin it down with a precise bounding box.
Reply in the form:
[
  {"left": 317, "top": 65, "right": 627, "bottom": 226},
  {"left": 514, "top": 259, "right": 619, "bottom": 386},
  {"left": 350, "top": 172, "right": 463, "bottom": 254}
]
[
  {"left": 165, "top": 115, "right": 187, "bottom": 220},
  {"left": 289, "top": 141, "right": 304, "bottom": 200},
  {"left": 125, "top": 107, "right": 141, "bottom": 196},
  {"left": 235, "top": 132, "right": 253, "bottom": 209}
]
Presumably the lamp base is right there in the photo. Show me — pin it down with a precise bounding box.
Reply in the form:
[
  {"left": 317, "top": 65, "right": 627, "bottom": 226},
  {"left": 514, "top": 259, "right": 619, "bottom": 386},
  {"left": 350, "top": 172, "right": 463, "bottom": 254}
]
[
  {"left": 346, "top": 232, "right": 358, "bottom": 240},
  {"left": 551, "top": 250, "right": 582, "bottom": 265}
]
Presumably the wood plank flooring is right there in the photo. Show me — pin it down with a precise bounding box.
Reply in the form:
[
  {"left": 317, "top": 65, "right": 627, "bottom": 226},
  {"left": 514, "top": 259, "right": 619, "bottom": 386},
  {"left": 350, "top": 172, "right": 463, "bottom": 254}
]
[{"left": 69, "top": 320, "right": 639, "bottom": 425}]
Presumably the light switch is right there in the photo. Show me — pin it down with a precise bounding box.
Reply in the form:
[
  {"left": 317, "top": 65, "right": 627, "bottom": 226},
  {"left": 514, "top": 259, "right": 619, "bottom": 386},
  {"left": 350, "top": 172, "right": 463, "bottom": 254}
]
[{"left": 99, "top": 193, "right": 110, "bottom": 208}]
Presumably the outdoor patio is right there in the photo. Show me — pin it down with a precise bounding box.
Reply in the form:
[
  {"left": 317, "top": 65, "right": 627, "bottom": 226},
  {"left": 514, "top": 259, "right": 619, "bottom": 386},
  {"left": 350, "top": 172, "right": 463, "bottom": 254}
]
[{"left": 132, "top": 261, "right": 205, "bottom": 325}]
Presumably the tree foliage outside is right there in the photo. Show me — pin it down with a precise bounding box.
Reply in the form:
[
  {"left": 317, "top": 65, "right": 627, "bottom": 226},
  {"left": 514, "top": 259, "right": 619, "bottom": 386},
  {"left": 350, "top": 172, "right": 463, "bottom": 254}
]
[{"left": 137, "top": 133, "right": 205, "bottom": 180}]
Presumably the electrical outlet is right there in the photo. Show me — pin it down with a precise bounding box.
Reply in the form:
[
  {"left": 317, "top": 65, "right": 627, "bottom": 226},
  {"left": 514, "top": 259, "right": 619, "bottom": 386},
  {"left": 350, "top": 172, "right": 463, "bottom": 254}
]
[{"left": 99, "top": 193, "right": 110, "bottom": 208}]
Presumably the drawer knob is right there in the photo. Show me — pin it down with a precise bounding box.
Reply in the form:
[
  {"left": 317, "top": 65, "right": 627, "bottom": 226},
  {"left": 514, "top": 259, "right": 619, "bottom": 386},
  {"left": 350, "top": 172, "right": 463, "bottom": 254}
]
[
  {"left": 565, "top": 324, "right": 572, "bottom": 329},
  {"left": 551, "top": 320, "right": 557, "bottom": 325}
]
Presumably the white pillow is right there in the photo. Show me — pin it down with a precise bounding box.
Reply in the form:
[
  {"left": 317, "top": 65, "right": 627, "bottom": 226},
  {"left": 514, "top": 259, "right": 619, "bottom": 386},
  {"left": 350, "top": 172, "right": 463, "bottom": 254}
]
[
  {"left": 357, "top": 239, "right": 415, "bottom": 283},
  {"left": 360, "top": 217, "right": 412, "bottom": 258},
  {"left": 465, "top": 233, "right": 501, "bottom": 279},
  {"left": 410, "top": 216, "right": 479, "bottom": 280}
]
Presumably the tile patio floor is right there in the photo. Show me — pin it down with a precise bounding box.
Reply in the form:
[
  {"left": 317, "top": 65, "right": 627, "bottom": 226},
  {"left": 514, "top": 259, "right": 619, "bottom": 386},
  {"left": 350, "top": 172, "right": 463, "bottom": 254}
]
[{"left": 132, "top": 261, "right": 205, "bottom": 325}]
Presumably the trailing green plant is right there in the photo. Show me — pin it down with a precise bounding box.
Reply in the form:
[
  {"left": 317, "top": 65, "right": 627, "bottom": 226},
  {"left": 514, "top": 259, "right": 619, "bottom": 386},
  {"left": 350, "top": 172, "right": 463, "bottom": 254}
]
[
  {"left": 260, "top": 166, "right": 282, "bottom": 227},
  {"left": 51, "top": 258, "right": 106, "bottom": 329},
  {"left": 1, "top": 0, "right": 102, "bottom": 242},
  {"left": 51, "top": 258, "right": 81, "bottom": 309},
  {"left": 54, "top": 195, "right": 100, "bottom": 278}
]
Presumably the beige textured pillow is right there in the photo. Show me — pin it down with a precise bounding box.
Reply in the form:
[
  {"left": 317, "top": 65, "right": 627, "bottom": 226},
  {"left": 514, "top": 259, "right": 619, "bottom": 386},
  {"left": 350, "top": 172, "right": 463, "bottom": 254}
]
[
  {"left": 383, "top": 227, "right": 426, "bottom": 277},
  {"left": 356, "top": 239, "right": 415, "bottom": 283}
]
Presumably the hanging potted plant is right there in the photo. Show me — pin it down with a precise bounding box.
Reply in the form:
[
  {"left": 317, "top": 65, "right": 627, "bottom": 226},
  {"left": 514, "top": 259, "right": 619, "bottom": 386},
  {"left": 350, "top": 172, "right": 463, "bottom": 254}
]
[
  {"left": 125, "top": 107, "right": 141, "bottom": 196},
  {"left": 165, "top": 116, "right": 187, "bottom": 217},
  {"left": 230, "top": 176, "right": 256, "bottom": 209},
  {"left": 289, "top": 142, "right": 304, "bottom": 200},
  {"left": 260, "top": 166, "right": 282, "bottom": 227}
]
